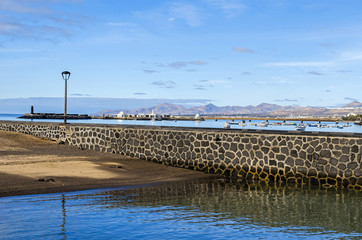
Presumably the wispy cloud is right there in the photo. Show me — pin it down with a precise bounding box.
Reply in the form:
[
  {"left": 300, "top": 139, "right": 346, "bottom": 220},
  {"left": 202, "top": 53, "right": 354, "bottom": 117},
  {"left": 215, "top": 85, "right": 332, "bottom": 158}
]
[
  {"left": 0, "top": 0, "right": 86, "bottom": 41},
  {"left": 337, "top": 69, "right": 352, "bottom": 73},
  {"left": 0, "top": 22, "right": 22, "bottom": 34},
  {"left": 70, "top": 93, "right": 91, "bottom": 97},
  {"left": 264, "top": 61, "right": 331, "bottom": 67},
  {"left": 106, "top": 22, "right": 139, "bottom": 28},
  {"left": 233, "top": 47, "right": 255, "bottom": 53},
  {"left": 199, "top": 79, "right": 229, "bottom": 84},
  {"left": 275, "top": 99, "right": 298, "bottom": 102},
  {"left": 253, "top": 81, "right": 267, "bottom": 85},
  {"left": 193, "top": 79, "right": 229, "bottom": 90},
  {"left": 340, "top": 51, "right": 362, "bottom": 61},
  {"left": 170, "top": 3, "right": 204, "bottom": 27},
  {"left": 0, "top": 0, "right": 50, "bottom": 13},
  {"left": 204, "top": 0, "right": 246, "bottom": 17},
  {"left": 307, "top": 71, "right": 324, "bottom": 75},
  {"left": 344, "top": 97, "right": 359, "bottom": 102},
  {"left": 104, "top": 21, "right": 149, "bottom": 41},
  {"left": 320, "top": 43, "right": 335, "bottom": 48},
  {"left": 264, "top": 49, "right": 362, "bottom": 69},
  {"left": 154, "top": 63, "right": 166, "bottom": 67},
  {"left": 253, "top": 77, "right": 292, "bottom": 85},
  {"left": 169, "top": 60, "right": 207, "bottom": 69},
  {"left": 134, "top": 92, "right": 146, "bottom": 95},
  {"left": 193, "top": 84, "right": 207, "bottom": 90},
  {"left": 274, "top": 77, "right": 293, "bottom": 84},
  {"left": 152, "top": 81, "right": 176, "bottom": 88},
  {"left": 143, "top": 69, "right": 159, "bottom": 74}
]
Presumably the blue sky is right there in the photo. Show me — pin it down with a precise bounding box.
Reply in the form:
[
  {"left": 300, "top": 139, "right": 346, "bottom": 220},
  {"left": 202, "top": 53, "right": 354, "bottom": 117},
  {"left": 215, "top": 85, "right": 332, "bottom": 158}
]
[{"left": 1, "top": 0, "right": 362, "bottom": 108}]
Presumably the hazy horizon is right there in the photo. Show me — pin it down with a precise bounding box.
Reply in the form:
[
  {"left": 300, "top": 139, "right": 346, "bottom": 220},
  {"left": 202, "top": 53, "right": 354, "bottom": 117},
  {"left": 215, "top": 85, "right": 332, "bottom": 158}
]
[{"left": 0, "top": 97, "right": 359, "bottom": 114}]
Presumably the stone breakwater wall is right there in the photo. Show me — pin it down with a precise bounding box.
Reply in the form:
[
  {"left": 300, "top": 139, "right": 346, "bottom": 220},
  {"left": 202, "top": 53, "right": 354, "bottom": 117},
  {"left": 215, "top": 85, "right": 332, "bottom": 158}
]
[{"left": 1, "top": 121, "right": 361, "bottom": 189}]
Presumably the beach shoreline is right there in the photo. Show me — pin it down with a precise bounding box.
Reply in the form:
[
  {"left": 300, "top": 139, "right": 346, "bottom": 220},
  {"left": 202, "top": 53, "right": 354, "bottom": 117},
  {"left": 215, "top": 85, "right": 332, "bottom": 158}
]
[{"left": 0, "top": 130, "right": 213, "bottom": 197}]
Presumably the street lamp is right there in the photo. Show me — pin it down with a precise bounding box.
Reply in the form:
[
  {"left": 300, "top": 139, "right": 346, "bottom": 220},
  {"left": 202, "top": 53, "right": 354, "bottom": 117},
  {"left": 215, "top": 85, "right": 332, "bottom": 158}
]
[{"left": 61, "top": 71, "right": 71, "bottom": 124}]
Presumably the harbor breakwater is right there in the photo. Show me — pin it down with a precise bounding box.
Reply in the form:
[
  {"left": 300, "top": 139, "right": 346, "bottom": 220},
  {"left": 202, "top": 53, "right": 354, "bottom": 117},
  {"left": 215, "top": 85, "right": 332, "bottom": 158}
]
[{"left": 0, "top": 121, "right": 361, "bottom": 189}]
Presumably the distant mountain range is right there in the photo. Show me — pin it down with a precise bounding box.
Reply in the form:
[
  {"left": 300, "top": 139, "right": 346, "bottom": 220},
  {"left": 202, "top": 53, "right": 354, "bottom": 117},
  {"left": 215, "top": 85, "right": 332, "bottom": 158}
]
[
  {"left": 342, "top": 101, "right": 362, "bottom": 108},
  {"left": 2, "top": 97, "right": 361, "bottom": 116},
  {"left": 0, "top": 97, "right": 211, "bottom": 114},
  {"left": 96, "top": 101, "right": 362, "bottom": 117}
]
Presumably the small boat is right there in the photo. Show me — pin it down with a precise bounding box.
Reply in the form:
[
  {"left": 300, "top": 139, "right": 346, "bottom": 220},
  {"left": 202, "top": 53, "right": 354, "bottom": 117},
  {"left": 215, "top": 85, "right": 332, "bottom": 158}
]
[
  {"left": 354, "top": 121, "right": 362, "bottom": 125},
  {"left": 256, "top": 122, "right": 268, "bottom": 127},
  {"left": 296, "top": 123, "right": 306, "bottom": 131},
  {"left": 308, "top": 123, "right": 318, "bottom": 127},
  {"left": 239, "top": 122, "right": 247, "bottom": 126},
  {"left": 224, "top": 122, "right": 231, "bottom": 129},
  {"left": 283, "top": 122, "right": 296, "bottom": 126}
]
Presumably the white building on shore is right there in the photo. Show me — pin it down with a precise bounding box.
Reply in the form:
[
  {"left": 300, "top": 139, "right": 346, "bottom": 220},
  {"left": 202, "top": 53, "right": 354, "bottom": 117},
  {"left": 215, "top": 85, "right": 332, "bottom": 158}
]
[{"left": 116, "top": 111, "right": 126, "bottom": 118}]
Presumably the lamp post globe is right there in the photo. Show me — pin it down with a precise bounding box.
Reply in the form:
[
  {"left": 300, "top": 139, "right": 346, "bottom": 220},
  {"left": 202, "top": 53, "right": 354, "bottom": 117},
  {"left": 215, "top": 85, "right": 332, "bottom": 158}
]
[
  {"left": 62, "top": 71, "right": 71, "bottom": 81},
  {"left": 62, "top": 71, "right": 71, "bottom": 124}
]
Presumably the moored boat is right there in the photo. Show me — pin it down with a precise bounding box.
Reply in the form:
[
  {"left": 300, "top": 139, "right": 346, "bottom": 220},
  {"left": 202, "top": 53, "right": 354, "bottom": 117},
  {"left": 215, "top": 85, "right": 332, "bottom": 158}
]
[
  {"left": 224, "top": 122, "right": 231, "bottom": 129},
  {"left": 296, "top": 123, "right": 307, "bottom": 131},
  {"left": 256, "top": 122, "right": 268, "bottom": 127}
]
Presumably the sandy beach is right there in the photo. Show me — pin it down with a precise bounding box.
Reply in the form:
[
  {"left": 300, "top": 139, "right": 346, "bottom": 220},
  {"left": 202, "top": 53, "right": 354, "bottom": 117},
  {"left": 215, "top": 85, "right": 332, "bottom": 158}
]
[{"left": 0, "top": 130, "right": 212, "bottom": 197}]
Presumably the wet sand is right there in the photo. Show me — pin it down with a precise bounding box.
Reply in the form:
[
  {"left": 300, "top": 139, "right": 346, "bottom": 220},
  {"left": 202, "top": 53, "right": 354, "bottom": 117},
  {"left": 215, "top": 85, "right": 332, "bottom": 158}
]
[{"left": 0, "top": 130, "right": 212, "bottom": 197}]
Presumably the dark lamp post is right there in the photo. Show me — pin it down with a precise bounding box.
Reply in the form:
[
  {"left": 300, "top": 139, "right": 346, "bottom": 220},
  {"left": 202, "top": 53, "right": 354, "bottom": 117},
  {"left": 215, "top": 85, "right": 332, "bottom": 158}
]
[
  {"left": 62, "top": 71, "right": 71, "bottom": 124},
  {"left": 62, "top": 71, "right": 71, "bottom": 81}
]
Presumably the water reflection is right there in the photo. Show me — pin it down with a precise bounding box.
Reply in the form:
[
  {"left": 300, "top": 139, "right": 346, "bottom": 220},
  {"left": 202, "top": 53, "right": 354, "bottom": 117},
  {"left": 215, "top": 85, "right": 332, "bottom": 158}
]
[
  {"left": 60, "top": 195, "right": 66, "bottom": 240},
  {"left": 0, "top": 178, "right": 361, "bottom": 239},
  {"left": 89, "top": 178, "right": 362, "bottom": 236}
]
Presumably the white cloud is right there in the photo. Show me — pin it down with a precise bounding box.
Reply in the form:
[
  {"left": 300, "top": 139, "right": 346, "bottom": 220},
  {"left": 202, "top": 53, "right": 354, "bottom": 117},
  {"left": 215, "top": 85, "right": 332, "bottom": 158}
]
[
  {"left": 263, "top": 61, "right": 331, "bottom": 67},
  {"left": 0, "top": 0, "right": 85, "bottom": 41},
  {"left": 307, "top": 71, "right": 324, "bottom": 76},
  {"left": 193, "top": 84, "right": 207, "bottom": 90},
  {"left": 344, "top": 97, "right": 359, "bottom": 102},
  {"left": 194, "top": 79, "right": 230, "bottom": 90},
  {"left": 0, "top": 47, "right": 37, "bottom": 53},
  {"left": 0, "top": 22, "right": 21, "bottom": 33},
  {"left": 253, "top": 81, "right": 267, "bottom": 85},
  {"left": 275, "top": 98, "right": 298, "bottom": 102},
  {"left": 152, "top": 81, "right": 176, "bottom": 88},
  {"left": 170, "top": 3, "right": 204, "bottom": 27},
  {"left": 199, "top": 79, "right": 230, "bottom": 84},
  {"left": 253, "top": 77, "right": 292, "bottom": 85},
  {"left": 233, "top": 47, "right": 255, "bottom": 53},
  {"left": 143, "top": 69, "right": 159, "bottom": 74},
  {"left": 70, "top": 93, "right": 91, "bottom": 97},
  {"left": 204, "top": 0, "right": 246, "bottom": 17},
  {"left": 339, "top": 51, "right": 362, "bottom": 61},
  {"left": 0, "top": 0, "right": 49, "bottom": 13},
  {"left": 107, "top": 22, "right": 139, "bottom": 28},
  {"left": 263, "top": 49, "right": 362, "bottom": 70},
  {"left": 169, "top": 60, "right": 207, "bottom": 69},
  {"left": 274, "top": 78, "right": 293, "bottom": 84}
]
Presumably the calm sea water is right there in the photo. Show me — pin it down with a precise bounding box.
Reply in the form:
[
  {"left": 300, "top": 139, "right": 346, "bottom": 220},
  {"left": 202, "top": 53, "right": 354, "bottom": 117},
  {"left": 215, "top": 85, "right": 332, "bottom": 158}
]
[
  {"left": 1, "top": 114, "right": 362, "bottom": 133},
  {"left": 0, "top": 178, "right": 361, "bottom": 239}
]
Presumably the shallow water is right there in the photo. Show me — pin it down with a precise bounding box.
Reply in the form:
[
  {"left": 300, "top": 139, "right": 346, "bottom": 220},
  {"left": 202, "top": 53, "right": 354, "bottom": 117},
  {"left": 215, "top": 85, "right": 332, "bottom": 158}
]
[
  {"left": 1, "top": 178, "right": 361, "bottom": 239},
  {"left": 1, "top": 114, "right": 362, "bottom": 133}
]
